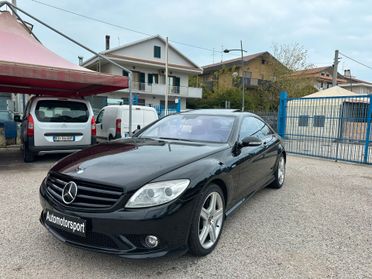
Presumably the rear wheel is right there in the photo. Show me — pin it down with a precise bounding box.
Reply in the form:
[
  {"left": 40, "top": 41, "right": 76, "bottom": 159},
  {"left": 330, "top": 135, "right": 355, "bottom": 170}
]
[
  {"left": 108, "top": 135, "right": 114, "bottom": 141},
  {"left": 269, "top": 154, "right": 285, "bottom": 189},
  {"left": 189, "top": 184, "right": 225, "bottom": 256},
  {"left": 23, "top": 144, "right": 35, "bottom": 163}
]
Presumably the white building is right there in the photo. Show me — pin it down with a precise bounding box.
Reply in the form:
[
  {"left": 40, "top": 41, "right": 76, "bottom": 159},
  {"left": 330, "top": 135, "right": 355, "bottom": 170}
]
[
  {"left": 82, "top": 35, "right": 203, "bottom": 114},
  {"left": 339, "top": 82, "right": 372, "bottom": 95},
  {"left": 286, "top": 86, "right": 370, "bottom": 141}
]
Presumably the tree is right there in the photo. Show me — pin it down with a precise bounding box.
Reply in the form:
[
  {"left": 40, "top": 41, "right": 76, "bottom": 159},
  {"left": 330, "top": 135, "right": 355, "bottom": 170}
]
[{"left": 270, "top": 43, "right": 316, "bottom": 98}]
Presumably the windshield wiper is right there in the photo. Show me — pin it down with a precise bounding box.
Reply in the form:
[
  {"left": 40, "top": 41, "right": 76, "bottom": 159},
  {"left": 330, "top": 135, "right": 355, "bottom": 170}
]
[{"left": 157, "top": 137, "right": 193, "bottom": 142}]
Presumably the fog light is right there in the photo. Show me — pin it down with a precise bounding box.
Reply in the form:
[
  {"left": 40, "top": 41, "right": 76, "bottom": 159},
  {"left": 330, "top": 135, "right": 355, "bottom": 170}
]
[{"left": 144, "top": 235, "right": 159, "bottom": 248}]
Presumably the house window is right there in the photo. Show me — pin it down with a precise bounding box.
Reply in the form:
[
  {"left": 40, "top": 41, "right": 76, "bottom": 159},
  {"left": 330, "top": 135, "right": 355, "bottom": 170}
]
[
  {"left": 169, "top": 76, "right": 180, "bottom": 94},
  {"left": 148, "top": 74, "right": 159, "bottom": 84},
  {"left": 298, "top": 115, "right": 309, "bottom": 127},
  {"left": 154, "top": 46, "right": 161, "bottom": 58},
  {"left": 313, "top": 115, "right": 325, "bottom": 127},
  {"left": 243, "top": 71, "right": 252, "bottom": 78},
  {"left": 121, "top": 98, "right": 145, "bottom": 106}
]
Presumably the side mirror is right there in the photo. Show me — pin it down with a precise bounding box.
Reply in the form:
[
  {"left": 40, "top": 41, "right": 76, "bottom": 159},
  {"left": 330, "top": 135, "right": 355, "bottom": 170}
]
[
  {"left": 14, "top": 115, "right": 22, "bottom": 122},
  {"left": 239, "top": 136, "right": 262, "bottom": 148}
]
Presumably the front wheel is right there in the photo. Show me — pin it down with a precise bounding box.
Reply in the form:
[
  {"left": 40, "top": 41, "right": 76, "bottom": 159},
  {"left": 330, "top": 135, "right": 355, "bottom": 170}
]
[
  {"left": 189, "top": 184, "right": 225, "bottom": 256},
  {"left": 269, "top": 154, "right": 286, "bottom": 189}
]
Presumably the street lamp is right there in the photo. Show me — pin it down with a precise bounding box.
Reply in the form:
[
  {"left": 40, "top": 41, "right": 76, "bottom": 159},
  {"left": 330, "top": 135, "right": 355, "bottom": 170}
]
[{"left": 224, "top": 40, "right": 247, "bottom": 111}]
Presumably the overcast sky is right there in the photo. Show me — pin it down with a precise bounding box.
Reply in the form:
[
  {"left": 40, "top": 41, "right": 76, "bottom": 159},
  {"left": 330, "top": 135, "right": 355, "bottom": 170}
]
[{"left": 10, "top": 0, "right": 372, "bottom": 81}]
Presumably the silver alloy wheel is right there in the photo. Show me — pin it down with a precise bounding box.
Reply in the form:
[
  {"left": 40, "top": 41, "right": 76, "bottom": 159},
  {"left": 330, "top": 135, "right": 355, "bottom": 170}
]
[
  {"left": 278, "top": 156, "right": 285, "bottom": 185},
  {"left": 198, "top": 191, "right": 224, "bottom": 249}
]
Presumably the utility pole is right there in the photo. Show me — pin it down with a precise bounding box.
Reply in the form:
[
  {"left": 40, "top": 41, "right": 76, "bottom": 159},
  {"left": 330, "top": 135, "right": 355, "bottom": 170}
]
[
  {"left": 165, "top": 37, "right": 169, "bottom": 116},
  {"left": 332, "top": 50, "right": 339, "bottom": 86},
  {"left": 223, "top": 41, "right": 247, "bottom": 112},
  {"left": 240, "top": 40, "right": 245, "bottom": 112}
]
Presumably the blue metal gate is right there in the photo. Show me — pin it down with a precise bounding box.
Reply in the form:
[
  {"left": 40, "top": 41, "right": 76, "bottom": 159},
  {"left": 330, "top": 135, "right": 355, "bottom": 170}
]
[{"left": 278, "top": 92, "right": 372, "bottom": 164}]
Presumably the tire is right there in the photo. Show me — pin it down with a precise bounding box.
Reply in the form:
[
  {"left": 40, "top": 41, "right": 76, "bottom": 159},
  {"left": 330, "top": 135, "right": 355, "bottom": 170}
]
[
  {"left": 269, "top": 154, "right": 286, "bottom": 189},
  {"left": 23, "top": 144, "right": 35, "bottom": 163},
  {"left": 108, "top": 135, "right": 113, "bottom": 141},
  {"left": 189, "top": 184, "right": 225, "bottom": 256}
]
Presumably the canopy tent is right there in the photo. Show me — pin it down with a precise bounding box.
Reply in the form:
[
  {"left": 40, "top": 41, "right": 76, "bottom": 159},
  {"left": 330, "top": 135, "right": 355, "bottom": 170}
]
[
  {"left": 303, "top": 86, "right": 357, "bottom": 98},
  {"left": 0, "top": 11, "right": 128, "bottom": 97}
]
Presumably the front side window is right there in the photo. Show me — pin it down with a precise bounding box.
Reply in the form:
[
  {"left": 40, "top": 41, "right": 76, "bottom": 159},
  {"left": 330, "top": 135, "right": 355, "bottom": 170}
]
[
  {"left": 96, "top": 110, "right": 104, "bottom": 124},
  {"left": 35, "top": 100, "right": 89, "bottom": 123},
  {"left": 239, "top": 117, "right": 272, "bottom": 140},
  {"left": 140, "top": 114, "right": 235, "bottom": 143}
]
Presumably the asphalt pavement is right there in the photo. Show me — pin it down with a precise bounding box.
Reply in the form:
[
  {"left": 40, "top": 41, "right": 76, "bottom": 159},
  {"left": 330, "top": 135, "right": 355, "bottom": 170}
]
[{"left": 0, "top": 148, "right": 371, "bottom": 278}]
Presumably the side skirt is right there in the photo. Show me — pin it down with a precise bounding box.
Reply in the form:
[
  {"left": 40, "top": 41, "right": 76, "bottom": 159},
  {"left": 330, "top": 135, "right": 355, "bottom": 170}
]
[{"left": 224, "top": 176, "right": 275, "bottom": 217}]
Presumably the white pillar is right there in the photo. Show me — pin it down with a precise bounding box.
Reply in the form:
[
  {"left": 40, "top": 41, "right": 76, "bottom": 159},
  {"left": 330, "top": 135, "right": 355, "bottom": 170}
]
[{"left": 165, "top": 37, "right": 169, "bottom": 116}]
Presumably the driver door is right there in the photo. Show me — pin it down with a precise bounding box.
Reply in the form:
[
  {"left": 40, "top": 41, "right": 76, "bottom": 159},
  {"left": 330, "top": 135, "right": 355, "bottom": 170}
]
[{"left": 235, "top": 117, "right": 266, "bottom": 199}]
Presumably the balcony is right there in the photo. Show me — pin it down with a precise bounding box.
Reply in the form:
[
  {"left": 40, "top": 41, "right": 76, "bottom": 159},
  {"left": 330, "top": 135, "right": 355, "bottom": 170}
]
[
  {"left": 233, "top": 78, "right": 273, "bottom": 89},
  {"left": 129, "top": 82, "right": 202, "bottom": 98}
]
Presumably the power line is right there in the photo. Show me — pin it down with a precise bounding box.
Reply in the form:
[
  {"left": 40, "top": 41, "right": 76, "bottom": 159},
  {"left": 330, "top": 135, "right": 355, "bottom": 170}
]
[
  {"left": 340, "top": 51, "right": 372, "bottom": 71},
  {"left": 29, "top": 0, "right": 223, "bottom": 54}
]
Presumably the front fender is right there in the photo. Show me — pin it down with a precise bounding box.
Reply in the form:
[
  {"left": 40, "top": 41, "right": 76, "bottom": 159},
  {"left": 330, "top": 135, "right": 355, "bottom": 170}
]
[{"left": 152, "top": 157, "right": 234, "bottom": 206}]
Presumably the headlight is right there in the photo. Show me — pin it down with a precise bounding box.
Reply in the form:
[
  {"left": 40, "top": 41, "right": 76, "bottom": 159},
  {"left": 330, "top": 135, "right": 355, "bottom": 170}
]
[{"left": 125, "top": 179, "right": 190, "bottom": 208}]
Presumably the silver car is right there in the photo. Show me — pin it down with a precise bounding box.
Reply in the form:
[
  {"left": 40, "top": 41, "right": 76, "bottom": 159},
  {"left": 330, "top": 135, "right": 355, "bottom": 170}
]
[{"left": 18, "top": 96, "right": 96, "bottom": 162}]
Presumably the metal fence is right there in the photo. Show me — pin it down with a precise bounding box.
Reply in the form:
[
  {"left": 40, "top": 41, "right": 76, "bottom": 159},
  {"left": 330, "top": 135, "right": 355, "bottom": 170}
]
[
  {"left": 253, "top": 111, "right": 278, "bottom": 132},
  {"left": 278, "top": 92, "right": 372, "bottom": 164}
]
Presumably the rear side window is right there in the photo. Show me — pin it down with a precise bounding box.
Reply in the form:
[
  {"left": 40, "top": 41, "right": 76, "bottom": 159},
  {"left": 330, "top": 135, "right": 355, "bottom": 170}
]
[{"left": 35, "top": 100, "right": 89, "bottom": 123}]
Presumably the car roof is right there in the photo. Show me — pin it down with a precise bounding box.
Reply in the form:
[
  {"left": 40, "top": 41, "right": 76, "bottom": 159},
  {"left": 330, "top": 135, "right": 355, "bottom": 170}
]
[{"left": 181, "top": 109, "right": 256, "bottom": 117}]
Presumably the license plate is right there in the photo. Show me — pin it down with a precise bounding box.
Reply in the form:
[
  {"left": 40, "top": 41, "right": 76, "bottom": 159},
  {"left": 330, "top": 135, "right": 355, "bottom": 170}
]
[
  {"left": 53, "top": 136, "right": 74, "bottom": 142},
  {"left": 45, "top": 209, "right": 86, "bottom": 237},
  {"left": 53, "top": 136, "right": 75, "bottom": 141}
]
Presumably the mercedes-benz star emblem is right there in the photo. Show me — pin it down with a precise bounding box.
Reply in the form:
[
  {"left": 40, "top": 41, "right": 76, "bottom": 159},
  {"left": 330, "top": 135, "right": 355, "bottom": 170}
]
[
  {"left": 76, "top": 166, "right": 84, "bottom": 174},
  {"left": 62, "top": 181, "right": 78, "bottom": 204}
]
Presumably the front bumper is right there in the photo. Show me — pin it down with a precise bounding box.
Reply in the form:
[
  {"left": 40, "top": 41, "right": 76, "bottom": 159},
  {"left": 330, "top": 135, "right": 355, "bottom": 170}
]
[{"left": 39, "top": 186, "right": 197, "bottom": 259}]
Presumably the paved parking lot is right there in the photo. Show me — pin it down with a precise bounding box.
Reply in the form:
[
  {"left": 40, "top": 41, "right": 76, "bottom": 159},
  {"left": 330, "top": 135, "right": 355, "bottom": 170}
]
[{"left": 0, "top": 148, "right": 371, "bottom": 279}]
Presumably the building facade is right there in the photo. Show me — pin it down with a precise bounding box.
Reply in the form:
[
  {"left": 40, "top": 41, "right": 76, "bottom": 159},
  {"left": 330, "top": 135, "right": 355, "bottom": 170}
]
[
  {"left": 82, "top": 35, "right": 203, "bottom": 115},
  {"left": 200, "top": 52, "right": 286, "bottom": 91},
  {"left": 292, "top": 66, "right": 372, "bottom": 94},
  {"left": 291, "top": 66, "right": 347, "bottom": 91}
]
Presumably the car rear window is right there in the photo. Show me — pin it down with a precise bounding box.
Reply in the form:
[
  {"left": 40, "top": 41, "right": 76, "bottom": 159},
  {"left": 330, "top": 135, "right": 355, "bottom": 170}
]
[{"left": 35, "top": 100, "right": 89, "bottom": 123}]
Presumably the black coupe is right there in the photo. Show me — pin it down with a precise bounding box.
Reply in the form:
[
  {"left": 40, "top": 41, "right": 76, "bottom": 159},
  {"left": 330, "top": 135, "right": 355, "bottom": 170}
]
[{"left": 39, "top": 109, "right": 286, "bottom": 258}]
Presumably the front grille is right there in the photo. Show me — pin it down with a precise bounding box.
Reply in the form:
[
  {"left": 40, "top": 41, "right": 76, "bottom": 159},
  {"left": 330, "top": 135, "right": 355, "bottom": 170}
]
[
  {"left": 52, "top": 227, "right": 119, "bottom": 250},
  {"left": 46, "top": 173, "right": 124, "bottom": 210}
]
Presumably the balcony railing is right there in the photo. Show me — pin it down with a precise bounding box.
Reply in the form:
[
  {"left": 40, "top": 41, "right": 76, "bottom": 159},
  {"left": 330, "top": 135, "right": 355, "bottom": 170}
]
[{"left": 129, "top": 82, "right": 202, "bottom": 98}]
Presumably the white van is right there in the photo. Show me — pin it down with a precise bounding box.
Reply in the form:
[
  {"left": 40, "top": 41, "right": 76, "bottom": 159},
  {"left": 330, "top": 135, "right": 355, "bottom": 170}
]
[
  {"left": 17, "top": 96, "right": 96, "bottom": 162},
  {"left": 95, "top": 105, "right": 158, "bottom": 141}
]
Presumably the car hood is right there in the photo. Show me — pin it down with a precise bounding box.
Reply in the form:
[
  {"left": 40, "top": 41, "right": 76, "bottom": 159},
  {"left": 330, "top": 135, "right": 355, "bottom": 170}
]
[{"left": 51, "top": 138, "right": 228, "bottom": 191}]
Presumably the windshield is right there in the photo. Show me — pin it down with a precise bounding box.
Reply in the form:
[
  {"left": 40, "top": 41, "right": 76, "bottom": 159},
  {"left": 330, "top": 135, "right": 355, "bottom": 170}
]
[{"left": 139, "top": 114, "right": 235, "bottom": 143}]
